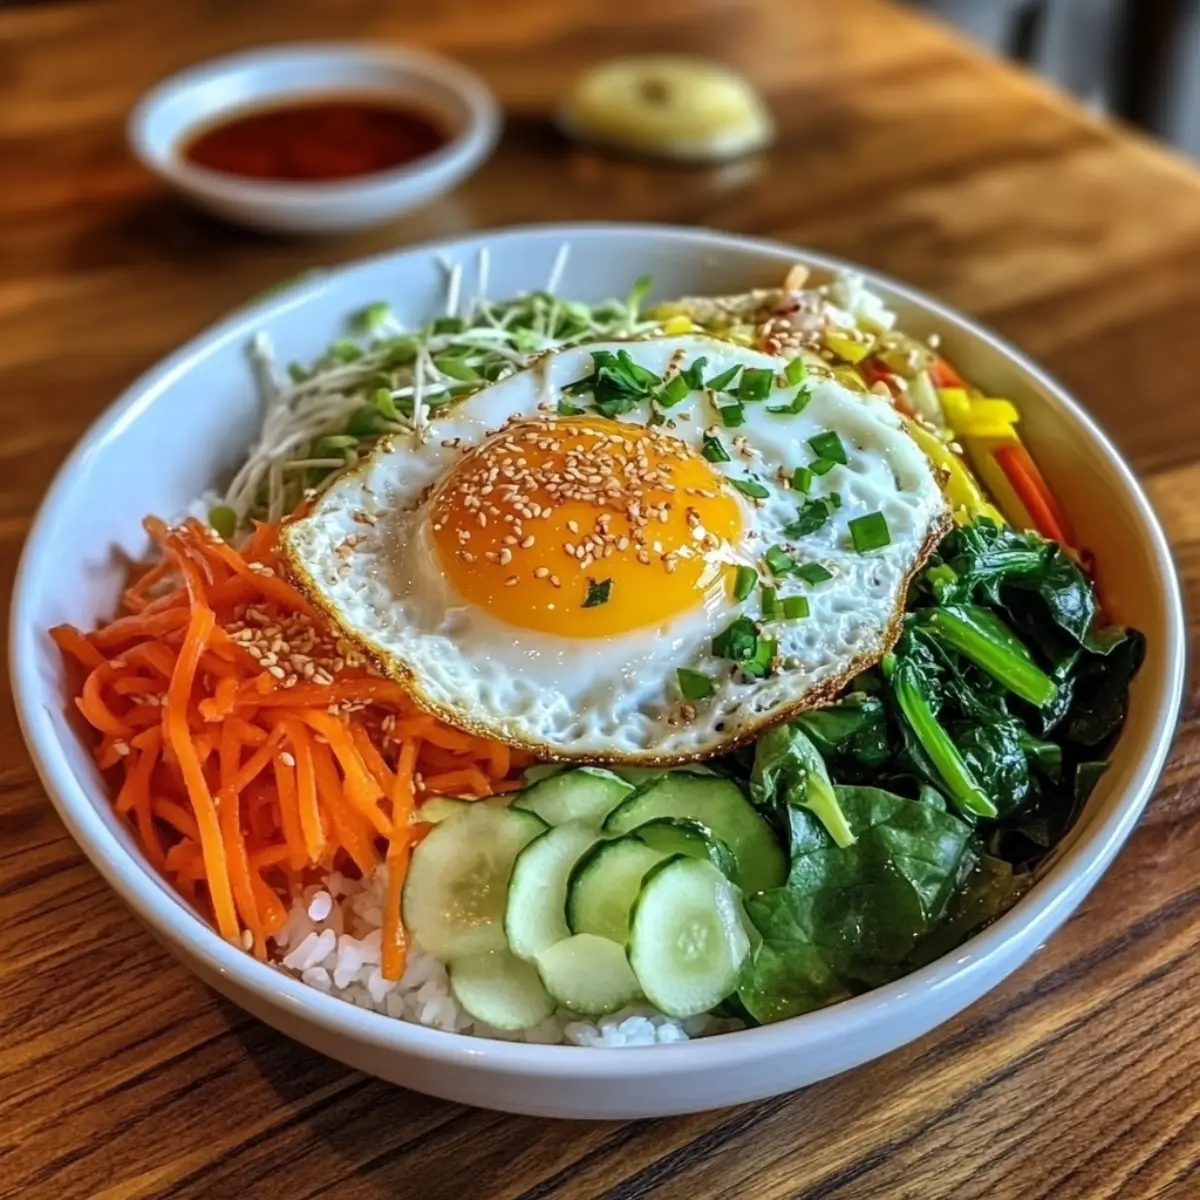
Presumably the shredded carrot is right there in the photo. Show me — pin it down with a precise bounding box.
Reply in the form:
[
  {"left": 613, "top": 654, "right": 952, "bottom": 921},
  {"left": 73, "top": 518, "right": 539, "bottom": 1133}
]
[{"left": 53, "top": 516, "right": 528, "bottom": 960}]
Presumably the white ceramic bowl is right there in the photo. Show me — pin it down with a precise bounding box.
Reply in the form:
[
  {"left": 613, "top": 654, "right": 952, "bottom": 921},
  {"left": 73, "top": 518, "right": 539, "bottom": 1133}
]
[
  {"left": 10, "top": 225, "right": 1184, "bottom": 1118},
  {"left": 127, "top": 43, "right": 500, "bottom": 234}
]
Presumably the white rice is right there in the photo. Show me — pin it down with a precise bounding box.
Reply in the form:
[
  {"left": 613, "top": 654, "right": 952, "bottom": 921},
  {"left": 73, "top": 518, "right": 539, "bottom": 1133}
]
[{"left": 271, "top": 867, "right": 743, "bottom": 1047}]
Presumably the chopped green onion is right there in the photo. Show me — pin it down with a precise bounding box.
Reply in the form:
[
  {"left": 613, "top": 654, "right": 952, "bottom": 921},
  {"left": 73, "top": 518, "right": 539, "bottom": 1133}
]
[
  {"left": 702, "top": 435, "right": 731, "bottom": 463},
  {"left": 796, "top": 562, "right": 833, "bottom": 584},
  {"left": 849, "top": 512, "right": 891, "bottom": 552},
  {"left": 792, "top": 466, "right": 813, "bottom": 494},
  {"left": 712, "top": 615, "right": 760, "bottom": 661},
  {"left": 583, "top": 577, "right": 613, "bottom": 608},
  {"left": 625, "top": 275, "right": 653, "bottom": 321},
  {"left": 809, "top": 457, "right": 837, "bottom": 476},
  {"left": 782, "top": 595, "right": 810, "bottom": 620},
  {"left": 767, "top": 389, "right": 812, "bottom": 416},
  {"left": 760, "top": 586, "right": 780, "bottom": 621},
  {"left": 706, "top": 364, "right": 742, "bottom": 392},
  {"left": 765, "top": 545, "right": 798, "bottom": 577},
  {"left": 658, "top": 375, "right": 691, "bottom": 407},
  {"left": 784, "top": 357, "right": 808, "bottom": 387},
  {"left": 738, "top": 367, "right": 775, "bottom": 403},
  {"left": 677, "top": 668, "right": 715, "bottom": 701},
  {"left": 732, "top": 565, "right": 758, "bottom": 601},
  {"left": 785, "top": 498, "right": 834, "bottom": 538},
  {"left": 208, "top": 505, "right": 237, "bottom": 542},
  {"left": 829, "top": 492, "right": 843, "bottom": 509},
  {"left": 719, "top": 403, "right": 746, "bottom": 428},
  {"left": 731, "top": 476, "right": 769, "bottom": 500},
  {"left": 681, "top": 357, "right": 709, "bottom": 390},
  {"left": 742, "top": 637, "right": 777, "bottom": 679},
  {"left": 354, "top": 301, "right": 392, "bottom": 333},
  {"left": 808, "top": 431, "right": 848, "bottom": 465},
  {"left": 374, "top": 388, "right": 400, "bottom": 420},
  {"left": 558, "top": 400, "right": 585, "bottom": 417}
]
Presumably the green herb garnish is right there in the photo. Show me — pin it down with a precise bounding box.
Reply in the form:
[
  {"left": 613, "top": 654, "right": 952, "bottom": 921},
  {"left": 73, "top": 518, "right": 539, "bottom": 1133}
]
[
  {"left": 849, "top": 512, "right": 891, "bottom": 552},
  {"left": 733, "top": 565, "right": 759, "bottom": 601},
  {"left": 732, "top": 476, "right": 769, "bottom": 500},
  {"left": 702, "top": 435, "right": 731, "bottom": 463},
  {"left": 329, "top": 339, "right": 364, "bottom": 364},
  {"left": 583, "top": 577, "right": 613, "bottom": 607},
  {"left": 784, "top": 357, "right": 807, "bottom": 387},
  {"left": 796, "top": 562, "right": 834, "bottom": 584},
  {"left": 434, "top": 354, "right": 479, "bottom": 383},
  {"left": 658, "top": 374, "right": 691, "bottom": 408},
  {"left": 677, "top": 668, "right": 715, "bottom": 701},
  {"left": 782, "top": 595, "right": 810, "bottom": 619},
  {"left": 742, "top": 637, "right": 777, "bottom": 679},
  {"left": 767, "top": 389, "right": 812, "bottom": 416},
  {"left": 566, "top": 349, "right": 662, "bottom": 417},
  {"left": 761, "top": 585, "right": 780, "bottom": 621},
  {"left": 792, "top": 466, "right": 813, "bottom": 494},
  {"left": 706, "top": 364, "right": 742, "bottom": 392},
  {"left": 785, "top": 498, "right": 835, "bottom": 538},
  {"left": 809, "top": 457, "right": 837, "bottom": 476},
  {"left": 738, "top": 367, "right": 775, "bottom": 403},
  {"left": 765, "top": 545, "right": 798, "bottom": 577},
  {"left": 558, "top": 400, "right": 585, "bottom": 416},
  {"left": 681, "top": 357, "right": 709, "bottom": 390},
  {"left": 829, "top": 492, "right": 843, "bottom": 509},
  {"left": 719, "top": 403, "right": 746, "bottom": 428},
  {"left": 808, "top": 431, "right": 848, "bottom": 465},
  {"left": 712, "top": 615, "right": 761, "bottom": 662}
]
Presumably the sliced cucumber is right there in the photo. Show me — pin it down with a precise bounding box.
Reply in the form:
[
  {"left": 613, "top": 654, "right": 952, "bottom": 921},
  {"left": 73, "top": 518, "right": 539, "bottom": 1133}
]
[
  {"left": 633, "top": 817, "right": 738, "bottom": 879},
  {"left": 512, "top": 767, "right": 633, "bottom": 826},
  {"left": 535, "top": 933, "right": 641, "bottom": 1016},
  {"left": 567, "top": 836, "right": 666, "bottom": 943},
  {"left": 402, "top": 804, "right": 545, "bottom": 961},
  {"left": 505, "top": 820, "right": 602, "bottom": 961},
  {"left": 449, "top": 948, "right": 556, "bottom": 1031},
  {"left": 522, "top": 763, "right": 565, "bottom": 784},
  {"left": 610, "top": 764, "right": 717, "bottom": 786},
  {"left": 628, "top": 856, "right": 752, "bottom": 1018},
  {"left": 604, "top": 774, "right": 786, "bottom": 895},
  {"left": 412, "top": 797, "right": 472, "bottom": 825}
]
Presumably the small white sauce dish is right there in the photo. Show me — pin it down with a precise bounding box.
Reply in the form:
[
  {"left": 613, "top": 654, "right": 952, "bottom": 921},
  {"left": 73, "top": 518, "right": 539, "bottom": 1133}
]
[{"left": 127, "top": 42, "right": 501, "bottom": 235}]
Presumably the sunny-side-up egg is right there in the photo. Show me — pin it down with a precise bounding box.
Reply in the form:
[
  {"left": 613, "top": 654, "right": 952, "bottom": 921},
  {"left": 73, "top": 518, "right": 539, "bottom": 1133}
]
[{"left": 281, "top": 335, "right": 951, "bottom": 761}]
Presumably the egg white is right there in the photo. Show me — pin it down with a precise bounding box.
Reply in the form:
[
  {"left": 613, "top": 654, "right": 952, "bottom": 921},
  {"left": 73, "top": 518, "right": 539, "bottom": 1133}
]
[{"left": 282, "top": 335, "right": 950, "bottom": 760}]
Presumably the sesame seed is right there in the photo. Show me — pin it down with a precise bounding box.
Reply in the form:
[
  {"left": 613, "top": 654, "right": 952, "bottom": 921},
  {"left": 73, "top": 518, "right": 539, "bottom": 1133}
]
[{"left": 280, "top": 751, "right": 296, "bottom": 768}]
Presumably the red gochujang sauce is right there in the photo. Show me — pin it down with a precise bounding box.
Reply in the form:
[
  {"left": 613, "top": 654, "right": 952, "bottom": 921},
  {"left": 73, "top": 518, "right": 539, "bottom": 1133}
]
[{"left": 182, "top": 95, "right": 448, "bottom": 183}]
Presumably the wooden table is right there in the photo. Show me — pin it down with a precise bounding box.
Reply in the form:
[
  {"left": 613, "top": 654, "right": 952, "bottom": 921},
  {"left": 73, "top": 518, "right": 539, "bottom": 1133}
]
[{"left": 3, "top": 0, "right": 1199, "bottom": 1195}]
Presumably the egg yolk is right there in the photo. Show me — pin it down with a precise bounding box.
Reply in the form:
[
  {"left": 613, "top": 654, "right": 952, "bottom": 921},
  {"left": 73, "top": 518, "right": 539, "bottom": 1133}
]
[{"left": 430, "top": 416, "right": 743, "bottom": 637}]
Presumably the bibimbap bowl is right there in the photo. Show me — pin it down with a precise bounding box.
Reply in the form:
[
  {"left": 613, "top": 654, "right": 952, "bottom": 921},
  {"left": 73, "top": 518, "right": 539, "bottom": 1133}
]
[{"left": 10, "top": 225, "right": 1184, "bottom": 1118}]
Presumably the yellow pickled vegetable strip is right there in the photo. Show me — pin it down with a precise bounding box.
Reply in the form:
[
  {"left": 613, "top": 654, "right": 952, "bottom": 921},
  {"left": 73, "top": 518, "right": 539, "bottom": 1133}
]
[
  {"left": 824, "top": 331, "right": 872, "bottom": 364},
  {"left": 905, "top": 419, "right": 1006, "bottom": 526},
  {"left": 962, "top": 435, "right": 1035, "bottom": 530},
  {"left": 938, "top": 389, "right": 1021, "bottom": 439}
]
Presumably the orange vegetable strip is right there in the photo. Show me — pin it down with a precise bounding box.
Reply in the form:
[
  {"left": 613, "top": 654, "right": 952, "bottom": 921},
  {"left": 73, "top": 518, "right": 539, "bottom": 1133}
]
[
  {"left": 309, "top": 737, "right": 377, "bottom": 874},
  {"left": 382, "top": 738, "right": 419, "bottom": 981},
  {"left": 487, "top": 776, "right": 527, "bottom": 794},
  {"left": 92, "top": 607, "right": 189, "bottom": 651},
  {"left": 114, "top": 730, "right": 160, "bottom": 818},
  {"left": 929, "top": 358, "right": 968, "bottom": 390},
  {"left": 218, "top": 720, "right": 266, "bottom": 936},
  {"left": 50, "top": 625, "right": 107, "bottom": 671},
  {"left": 485, "top": 739, "right": 511, "bottom": 780},
  {"left": 297, "top": 709, "right": 391, "bottom": 838},
  {"left": 269, "top": 754, "right": 310, "bottom": 873},
  {"left": 992, "top": 443, "right": 1075, "bottom": 549},
  {"left": 122, "top": 641, "right": 178, "bottom": 677},
  {"left": 227, "top": 716, "right": 268, "bottom": 746},
  {"left": 281, "top": 718, "right": 326, "bottom": 863},
  {"left": 78, "top": 663, "right": 133, "bottom": 737},
  {"left": 240, "top": 679, "right": 415, "bottom": 709},
  {"left": 421, "top": 766, "right": 492, "bottom": 797},
  {"left": 122, "top": 556, "right": 176, "bottom": 612},
  {"left": 241, "top": 521, "right": 278, "bottom": 562},
  {"left": 110, "top": 673, "right": 168, "bottom": 695},
  {"left": 349, "top": 723, "right": 397, "bottom": 795},
  {"left": 162, "top": 548, "right": 240, "bottom": 944},
  {"left": 249, "top": 874, "right": 288, "bottom": 936},
  {"left": 249, "top": 844, "right": 293, "bottom": 870},
  {"left": 223, "top": 726, "right": 285, "bottom": 797},
  {"left": 153, "top": 796, "right": 200, "bottom": 841}
]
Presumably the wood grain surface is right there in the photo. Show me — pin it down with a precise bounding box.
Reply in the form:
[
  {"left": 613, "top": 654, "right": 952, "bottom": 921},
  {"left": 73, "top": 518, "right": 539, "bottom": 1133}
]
[{"left": 3, "top": 1, "right": 1199, "bottom": 1196}]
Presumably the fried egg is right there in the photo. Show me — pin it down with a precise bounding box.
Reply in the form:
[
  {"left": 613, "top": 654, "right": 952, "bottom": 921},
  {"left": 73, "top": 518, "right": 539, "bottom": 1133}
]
[{"left": 282, "top": 335, "right": 950, "bottom": 761}]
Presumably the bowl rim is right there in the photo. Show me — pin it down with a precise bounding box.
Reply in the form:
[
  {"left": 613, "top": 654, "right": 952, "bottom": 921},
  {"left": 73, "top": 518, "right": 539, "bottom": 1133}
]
[
  {"left": 126, "top": 40, "right": 501, "bottom": 204},
  {"left": 10, "top": 222, "right": 1186, "bottom": 1080}
]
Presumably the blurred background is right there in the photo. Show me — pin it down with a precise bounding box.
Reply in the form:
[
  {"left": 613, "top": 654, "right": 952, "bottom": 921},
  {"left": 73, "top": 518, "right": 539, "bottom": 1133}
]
[{"left": 911, "top": 0, "right": 1200, "bottom": 154}]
